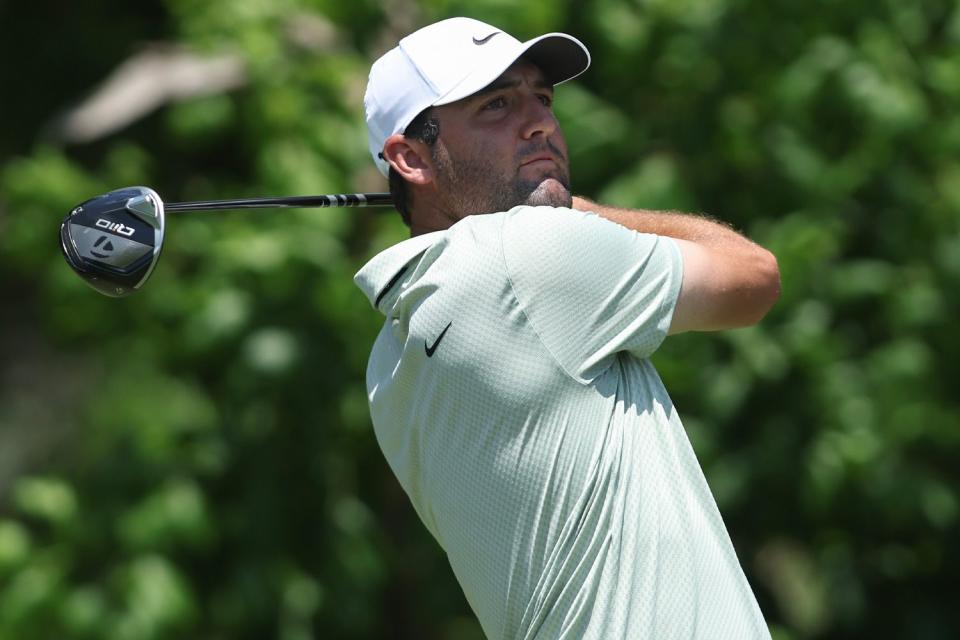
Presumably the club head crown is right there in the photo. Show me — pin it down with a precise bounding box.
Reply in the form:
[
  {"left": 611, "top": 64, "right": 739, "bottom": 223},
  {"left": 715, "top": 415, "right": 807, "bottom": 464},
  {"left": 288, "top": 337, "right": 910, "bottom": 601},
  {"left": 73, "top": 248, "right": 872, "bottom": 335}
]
[{"left": 59, "top": 186, "right": 166, "bottom": 297}]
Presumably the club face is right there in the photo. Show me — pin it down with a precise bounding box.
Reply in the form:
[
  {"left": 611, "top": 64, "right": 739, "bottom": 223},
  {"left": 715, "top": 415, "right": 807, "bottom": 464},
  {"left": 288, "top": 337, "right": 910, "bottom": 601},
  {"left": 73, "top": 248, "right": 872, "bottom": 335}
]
[{"left": 60, "top": 186, "right": 165, "bottom": 297}]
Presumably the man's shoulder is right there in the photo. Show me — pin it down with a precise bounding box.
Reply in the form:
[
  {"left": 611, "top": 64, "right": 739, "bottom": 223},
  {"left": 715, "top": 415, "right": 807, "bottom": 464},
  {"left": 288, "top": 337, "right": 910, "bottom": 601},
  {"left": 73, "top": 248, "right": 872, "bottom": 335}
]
[
  {"left": 499, "top": 204, "right": 624, "bottom": 239},
  {"left": 447, "top": 205, "right": 602, "bottom": 248},
  {"left": 497, "top": 204, "right": 638, "bottom": 266},
  {"left": 501, "top": 204, "right": 582, "bottom": 224}
]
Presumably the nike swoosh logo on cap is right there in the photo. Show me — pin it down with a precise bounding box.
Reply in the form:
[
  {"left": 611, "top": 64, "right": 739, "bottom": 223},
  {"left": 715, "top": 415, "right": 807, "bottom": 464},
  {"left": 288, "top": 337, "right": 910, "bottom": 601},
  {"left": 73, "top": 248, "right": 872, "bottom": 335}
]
[{"left": 473, "top": 32, "right": 500, "bottom": 45}]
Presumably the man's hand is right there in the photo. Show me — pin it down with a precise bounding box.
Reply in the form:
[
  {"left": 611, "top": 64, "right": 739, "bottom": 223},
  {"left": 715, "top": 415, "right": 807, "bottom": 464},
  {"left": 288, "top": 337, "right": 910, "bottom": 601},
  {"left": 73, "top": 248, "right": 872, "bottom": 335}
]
[{"left": 571, "top": 196, "right": 780, "bottom": 335}]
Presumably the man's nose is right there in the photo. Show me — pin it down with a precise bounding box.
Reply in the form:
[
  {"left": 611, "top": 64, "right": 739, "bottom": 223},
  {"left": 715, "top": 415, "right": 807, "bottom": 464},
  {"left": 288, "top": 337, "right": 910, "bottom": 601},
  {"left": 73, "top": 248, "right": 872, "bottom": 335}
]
[{"left": 520, "top": 96, "right": 558, "bottom": 140}]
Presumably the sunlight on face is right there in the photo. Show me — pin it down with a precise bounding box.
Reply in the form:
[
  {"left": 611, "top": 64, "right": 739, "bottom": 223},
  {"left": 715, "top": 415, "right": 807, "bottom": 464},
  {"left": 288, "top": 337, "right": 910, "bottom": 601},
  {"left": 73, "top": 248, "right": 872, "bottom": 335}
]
[{"left": 430, "top": 60, "right": 573, "bottom": 216}]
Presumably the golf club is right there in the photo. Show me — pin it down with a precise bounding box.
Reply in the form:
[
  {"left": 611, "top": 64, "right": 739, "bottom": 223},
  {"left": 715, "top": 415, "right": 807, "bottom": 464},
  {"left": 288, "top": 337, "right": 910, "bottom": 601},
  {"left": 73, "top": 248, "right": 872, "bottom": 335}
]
[{"left": 59, "top": 186, "right": 393, "bottom": 298}]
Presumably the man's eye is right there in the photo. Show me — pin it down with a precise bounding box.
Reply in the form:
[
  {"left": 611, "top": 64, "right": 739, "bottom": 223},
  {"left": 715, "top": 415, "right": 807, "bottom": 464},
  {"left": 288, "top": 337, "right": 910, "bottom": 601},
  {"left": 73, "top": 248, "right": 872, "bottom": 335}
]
[
  {"left": 483, "top": 96, "right": 506, "bottom": 110},
  {"left": 539, "top": 94, "right": 553, "bottom": 107}
]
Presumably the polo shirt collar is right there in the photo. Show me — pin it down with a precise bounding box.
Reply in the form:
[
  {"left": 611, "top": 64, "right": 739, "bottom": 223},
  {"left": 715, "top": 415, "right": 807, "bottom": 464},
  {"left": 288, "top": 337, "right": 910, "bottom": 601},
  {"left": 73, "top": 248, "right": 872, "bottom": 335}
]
[{"left": 354, "top": 231, "right": 444, "bottom": 312}]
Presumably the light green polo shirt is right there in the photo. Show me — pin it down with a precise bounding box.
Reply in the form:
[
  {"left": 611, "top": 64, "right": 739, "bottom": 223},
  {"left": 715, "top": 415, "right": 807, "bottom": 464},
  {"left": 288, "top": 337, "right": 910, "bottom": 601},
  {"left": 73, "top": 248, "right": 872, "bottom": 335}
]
[{"left": 355, "top": 205, "right": 770, "bottom": 639}]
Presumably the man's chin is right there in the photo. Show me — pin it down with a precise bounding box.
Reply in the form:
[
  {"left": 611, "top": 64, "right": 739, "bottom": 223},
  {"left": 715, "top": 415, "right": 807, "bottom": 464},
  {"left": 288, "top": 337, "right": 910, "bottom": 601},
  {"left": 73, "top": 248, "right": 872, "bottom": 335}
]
[{"left": 523, "top": 177, "right": 572, "bottom": 208}]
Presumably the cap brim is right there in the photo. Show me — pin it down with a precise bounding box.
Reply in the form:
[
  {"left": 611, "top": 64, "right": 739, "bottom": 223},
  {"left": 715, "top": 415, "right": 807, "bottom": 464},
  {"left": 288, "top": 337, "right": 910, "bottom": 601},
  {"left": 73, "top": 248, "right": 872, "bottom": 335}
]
[
  {"left": 521, "top": 33, "right": 591, "bottom": 86},
  {"left": 433, "top": 32, "right": 590, "bottom": 107}
]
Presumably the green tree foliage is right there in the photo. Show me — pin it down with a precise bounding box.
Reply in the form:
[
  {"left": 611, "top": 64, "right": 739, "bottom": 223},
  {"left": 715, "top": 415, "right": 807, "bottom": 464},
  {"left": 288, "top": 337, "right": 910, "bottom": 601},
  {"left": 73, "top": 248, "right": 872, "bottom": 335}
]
[{"left": 1, "top": 0, "right": 958, "bottom": 638}]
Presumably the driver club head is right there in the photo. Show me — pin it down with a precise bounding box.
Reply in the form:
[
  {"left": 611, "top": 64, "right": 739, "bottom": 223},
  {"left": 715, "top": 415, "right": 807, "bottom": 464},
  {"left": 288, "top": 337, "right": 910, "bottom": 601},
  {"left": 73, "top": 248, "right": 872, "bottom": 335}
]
[{"left": 59, "top": 186, "right": 165, "bottom": 297}]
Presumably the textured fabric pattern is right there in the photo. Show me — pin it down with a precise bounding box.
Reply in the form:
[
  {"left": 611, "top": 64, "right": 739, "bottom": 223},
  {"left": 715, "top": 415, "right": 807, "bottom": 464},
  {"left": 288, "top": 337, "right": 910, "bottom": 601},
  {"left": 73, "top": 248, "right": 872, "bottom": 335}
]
[{"left": 354, "top": 206, "right": 771, "bottom": 639}]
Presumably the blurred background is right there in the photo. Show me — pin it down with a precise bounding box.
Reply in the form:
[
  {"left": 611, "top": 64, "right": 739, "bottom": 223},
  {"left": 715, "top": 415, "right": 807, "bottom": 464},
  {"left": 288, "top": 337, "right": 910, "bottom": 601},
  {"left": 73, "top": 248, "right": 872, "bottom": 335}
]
[{"left": 1, "top": 0, "right": 958, "bottom": 638}]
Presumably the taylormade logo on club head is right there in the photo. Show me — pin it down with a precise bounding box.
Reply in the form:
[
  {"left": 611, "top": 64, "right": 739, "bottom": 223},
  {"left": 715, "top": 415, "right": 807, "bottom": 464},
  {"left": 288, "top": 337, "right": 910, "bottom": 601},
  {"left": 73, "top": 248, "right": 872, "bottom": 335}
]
[
  {"left": 472, "top": 31, "right": 500, "bottom": 45},
  {"left": 95, "top": 218, "right": 135, "bottom": 237}
]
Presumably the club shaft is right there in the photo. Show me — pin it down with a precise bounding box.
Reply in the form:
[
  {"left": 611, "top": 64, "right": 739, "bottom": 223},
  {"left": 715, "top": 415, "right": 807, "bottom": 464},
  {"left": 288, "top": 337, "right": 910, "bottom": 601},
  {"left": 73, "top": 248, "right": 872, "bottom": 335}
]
[{"left": 165, "top": 192, "right": 393, "bottom": 212}]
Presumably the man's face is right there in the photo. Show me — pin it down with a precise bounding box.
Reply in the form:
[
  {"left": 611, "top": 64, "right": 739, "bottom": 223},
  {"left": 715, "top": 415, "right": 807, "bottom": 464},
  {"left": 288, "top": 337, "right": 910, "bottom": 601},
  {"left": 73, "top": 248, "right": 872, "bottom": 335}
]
[{"left": 428, "top": 59, "right": 572, "bottom": 216}]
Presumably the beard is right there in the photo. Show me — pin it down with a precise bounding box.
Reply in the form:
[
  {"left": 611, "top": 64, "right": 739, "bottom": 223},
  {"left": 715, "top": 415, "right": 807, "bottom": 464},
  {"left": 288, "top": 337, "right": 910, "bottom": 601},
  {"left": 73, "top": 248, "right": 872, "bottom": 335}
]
[{"left": 431, "top": 139, "right": 573, "bottom": 216}]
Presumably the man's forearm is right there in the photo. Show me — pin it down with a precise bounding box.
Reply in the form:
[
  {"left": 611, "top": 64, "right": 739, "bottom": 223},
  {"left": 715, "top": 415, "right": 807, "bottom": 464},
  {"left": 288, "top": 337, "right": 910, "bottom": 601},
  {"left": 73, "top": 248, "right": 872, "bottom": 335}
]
[{"left": 571, "top": 195, "right": 764, "bottom": 254}]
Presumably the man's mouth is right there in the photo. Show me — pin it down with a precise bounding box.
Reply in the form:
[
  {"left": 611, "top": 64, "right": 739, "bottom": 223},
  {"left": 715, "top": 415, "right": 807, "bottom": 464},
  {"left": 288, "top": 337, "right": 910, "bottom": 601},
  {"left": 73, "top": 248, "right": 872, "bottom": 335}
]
[{"left": 520, "top": 155, "right": 556, "bottom": 168}]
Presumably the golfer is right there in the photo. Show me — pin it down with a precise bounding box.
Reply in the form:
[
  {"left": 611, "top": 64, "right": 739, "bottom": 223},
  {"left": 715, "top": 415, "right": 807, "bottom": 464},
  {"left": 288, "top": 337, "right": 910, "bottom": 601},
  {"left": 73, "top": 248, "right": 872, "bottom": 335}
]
[{"left": 355, "top": 17, "right": 779, "bottom": 639}]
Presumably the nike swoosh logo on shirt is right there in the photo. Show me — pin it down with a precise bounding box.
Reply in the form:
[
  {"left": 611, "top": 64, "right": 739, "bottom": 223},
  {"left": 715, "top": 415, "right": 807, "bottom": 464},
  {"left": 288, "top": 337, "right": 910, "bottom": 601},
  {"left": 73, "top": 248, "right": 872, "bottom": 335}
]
[
  {"left": 472, "top": 32, "right": 500, "bottom": 45},
  {"left": 425, "top": 322, "right": 452, "bottom": 357}
]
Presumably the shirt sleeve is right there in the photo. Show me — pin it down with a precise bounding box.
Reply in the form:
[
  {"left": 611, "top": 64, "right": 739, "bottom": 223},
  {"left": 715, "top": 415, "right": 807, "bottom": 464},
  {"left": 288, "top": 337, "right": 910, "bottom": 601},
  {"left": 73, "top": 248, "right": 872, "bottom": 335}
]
[{"left": 500, "top": 205, "right": 683, "bottom": 383}]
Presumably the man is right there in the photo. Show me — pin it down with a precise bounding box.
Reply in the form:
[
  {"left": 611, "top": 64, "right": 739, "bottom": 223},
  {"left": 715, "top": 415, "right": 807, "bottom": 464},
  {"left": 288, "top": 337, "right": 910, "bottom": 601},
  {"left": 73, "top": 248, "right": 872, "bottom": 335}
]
[{"left": 355, "top": 17, "right": 780, "bottom": 639}]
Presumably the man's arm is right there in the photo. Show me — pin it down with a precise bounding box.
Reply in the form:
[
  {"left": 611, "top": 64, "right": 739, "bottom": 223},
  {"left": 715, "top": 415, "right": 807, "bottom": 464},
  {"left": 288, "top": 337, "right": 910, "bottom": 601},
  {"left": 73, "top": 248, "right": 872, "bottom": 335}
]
[{"left": 572, "top": 196, "right": 780, "bottom": 335}]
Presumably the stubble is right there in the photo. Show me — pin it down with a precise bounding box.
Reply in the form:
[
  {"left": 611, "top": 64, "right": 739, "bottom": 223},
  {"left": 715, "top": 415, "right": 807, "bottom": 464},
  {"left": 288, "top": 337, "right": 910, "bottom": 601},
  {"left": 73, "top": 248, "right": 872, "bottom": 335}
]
[{"left": 432, "top": 140, "right": 573, "bottom": 216}]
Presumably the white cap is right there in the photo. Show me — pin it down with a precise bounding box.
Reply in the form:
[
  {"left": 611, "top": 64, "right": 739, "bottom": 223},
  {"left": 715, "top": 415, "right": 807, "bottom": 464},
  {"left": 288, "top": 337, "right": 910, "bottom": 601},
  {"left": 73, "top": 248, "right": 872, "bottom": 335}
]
[{"left": 364, "top": 17, "right": 591, "bottom": 177}]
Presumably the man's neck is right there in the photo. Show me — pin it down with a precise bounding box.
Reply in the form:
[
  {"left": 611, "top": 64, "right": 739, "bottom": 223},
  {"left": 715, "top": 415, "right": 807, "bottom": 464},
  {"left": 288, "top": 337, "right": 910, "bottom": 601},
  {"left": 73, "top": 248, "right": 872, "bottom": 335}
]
[
  {"left": 408, "top": 194, "right": 465, "bottom": 235},
  {"left": 410, "top": 223, "right": 444, "bottom": 237}
]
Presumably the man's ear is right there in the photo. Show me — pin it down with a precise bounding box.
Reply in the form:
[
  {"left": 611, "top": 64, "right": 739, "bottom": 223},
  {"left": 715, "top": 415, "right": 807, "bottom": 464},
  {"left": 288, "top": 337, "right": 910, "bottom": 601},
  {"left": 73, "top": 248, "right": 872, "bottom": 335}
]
[{"left": 383, "top": 134, "right": 435, "bottom": 185}]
